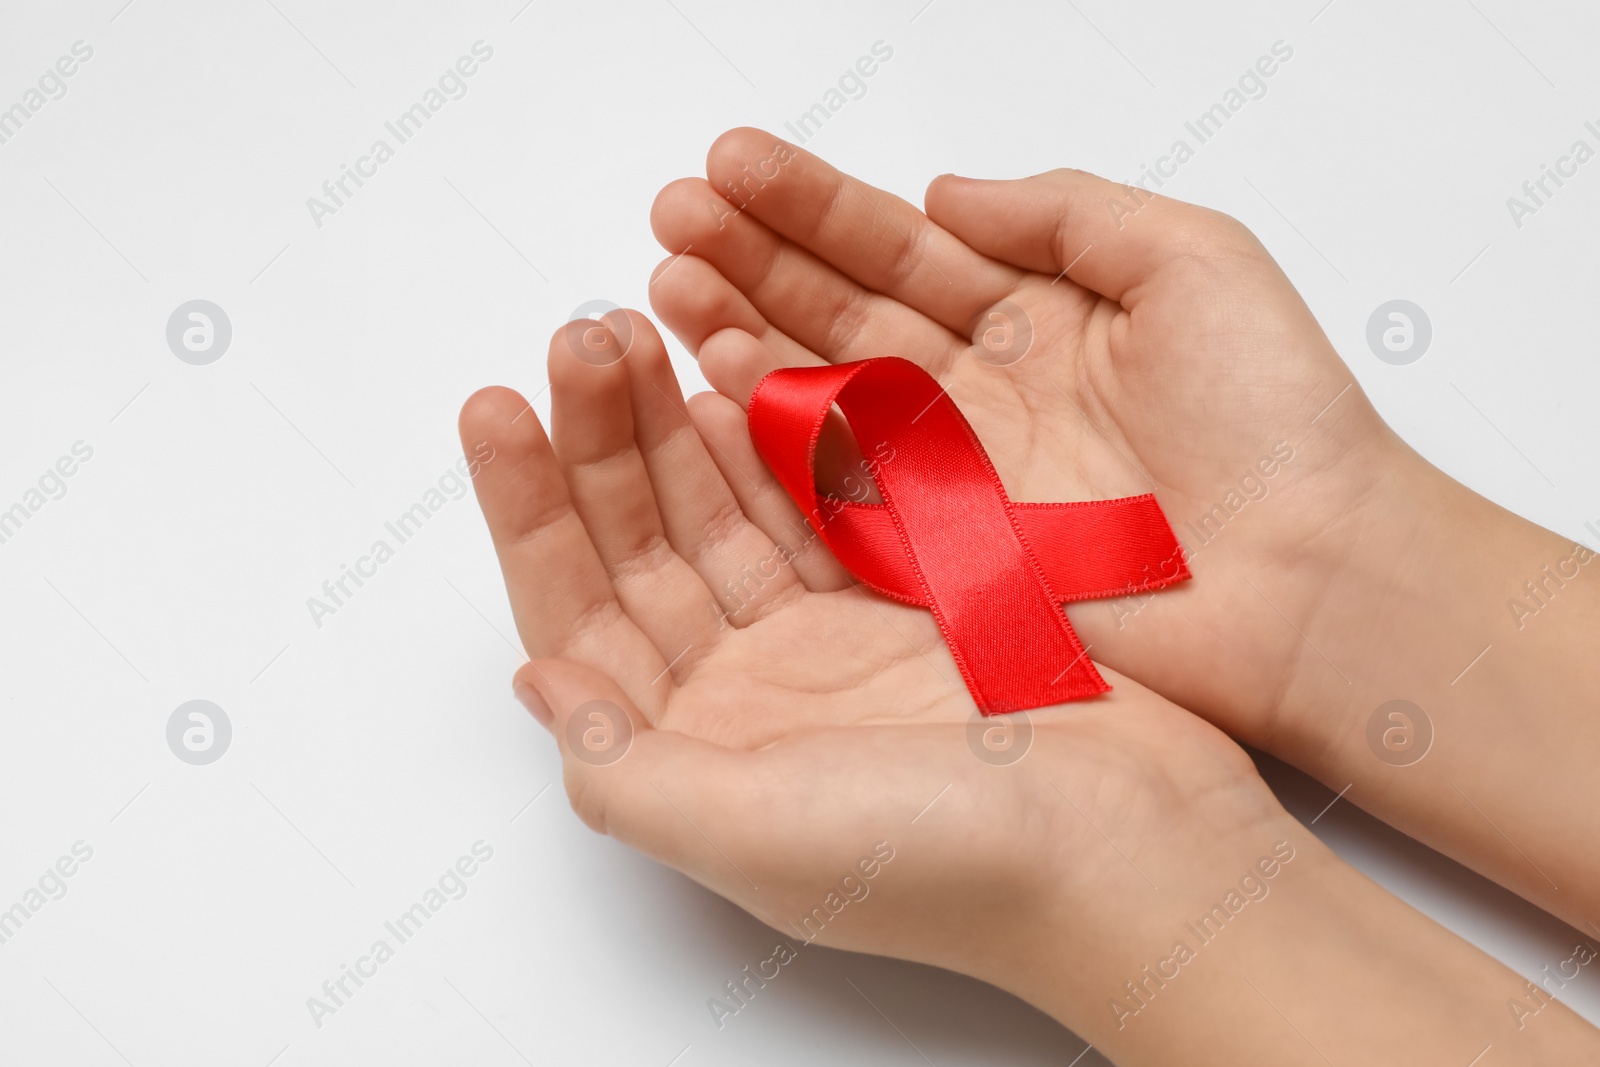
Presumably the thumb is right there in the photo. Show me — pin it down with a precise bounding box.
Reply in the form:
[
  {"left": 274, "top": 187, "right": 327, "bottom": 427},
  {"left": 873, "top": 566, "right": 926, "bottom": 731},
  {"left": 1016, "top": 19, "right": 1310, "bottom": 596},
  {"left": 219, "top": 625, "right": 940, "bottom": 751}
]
[
  {"left": 514, "top": 658, "right": 651, "bottom": 753},
  {"left": 513, "top": 658, "right": 762, "bottom": 898},
  {"left": 924, "top": 168, "right": 1255, "bottom": 305}
]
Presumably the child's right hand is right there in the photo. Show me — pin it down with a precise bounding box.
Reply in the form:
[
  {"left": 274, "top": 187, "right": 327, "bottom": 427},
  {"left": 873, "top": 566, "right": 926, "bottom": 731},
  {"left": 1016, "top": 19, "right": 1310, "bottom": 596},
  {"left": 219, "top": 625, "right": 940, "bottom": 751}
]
[
  {"left": 647, "top": 130, "right": 1600, "bottom": 931},
  {"left": 647, "top": 128, "right": 1396, "bottom": 750}
]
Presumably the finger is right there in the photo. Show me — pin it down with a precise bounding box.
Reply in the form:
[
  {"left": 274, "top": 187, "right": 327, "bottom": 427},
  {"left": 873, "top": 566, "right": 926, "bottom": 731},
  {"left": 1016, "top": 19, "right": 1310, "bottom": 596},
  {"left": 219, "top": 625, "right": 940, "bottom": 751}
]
[
  {"left": 458, "top": 385, "right": 668, "bottom": 716},
  {"left": 693, "top": 324, "right": 804, "bottom": 408},
  {"left": 685, "top": 390, "right": 853, "bottom": 593},
  {"left": 652, "top": 175, "right": 960, "bottom": 372},
  {"left": 688, "top": 329, "right": 878, "bottom": 506},
  {"left": 647, "top": 252, "right": 829, "bottom": 429},
  {"left": 521, "top": 657, "right": 765, "bottom": 906},
  {"left": 924, "top": 169, "right": 1258, "bottom": 306},
  {"left": 705, "top": 127, "right": 1025, "bottom": 337},
  {"left": 615, "top": 310, "right": 808, "bottom": 624},
  {"left": 648, "top": 251, "right": 818, "bottom": 371},
  {"left": 547, "top": 316, "right": 724, "bottom": 677}
]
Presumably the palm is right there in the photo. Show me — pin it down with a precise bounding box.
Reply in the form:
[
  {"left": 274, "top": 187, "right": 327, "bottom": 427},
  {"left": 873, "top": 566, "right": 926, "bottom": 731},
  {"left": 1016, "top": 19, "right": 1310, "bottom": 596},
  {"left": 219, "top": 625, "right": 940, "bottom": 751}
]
[
  {"left": 663, "top": 590, "right": 969, "bottom": 744},
  {"left": 649, "top": 130, "right": 1396, "bottom": 741},
  {"left": 457, "top": 308, "right": 1275, "bottom": 973},
  {"left": 941, "top": 269, "right": 1310, "bottom": 500}
]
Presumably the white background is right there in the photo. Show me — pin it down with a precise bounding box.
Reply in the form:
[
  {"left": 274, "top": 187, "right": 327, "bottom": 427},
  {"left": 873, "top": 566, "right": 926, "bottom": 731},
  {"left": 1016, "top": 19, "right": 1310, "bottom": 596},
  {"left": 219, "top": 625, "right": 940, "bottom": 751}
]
[{"left": 2, "top": 1, "right": 1598, "bottom": 1064}]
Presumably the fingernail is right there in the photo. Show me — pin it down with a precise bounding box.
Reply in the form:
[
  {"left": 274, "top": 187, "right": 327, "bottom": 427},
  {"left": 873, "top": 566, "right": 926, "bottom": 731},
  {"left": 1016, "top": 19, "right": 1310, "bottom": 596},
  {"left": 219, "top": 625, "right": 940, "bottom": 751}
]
[{"left": 514, "top": 682, "right": 554, "bottom": 732}]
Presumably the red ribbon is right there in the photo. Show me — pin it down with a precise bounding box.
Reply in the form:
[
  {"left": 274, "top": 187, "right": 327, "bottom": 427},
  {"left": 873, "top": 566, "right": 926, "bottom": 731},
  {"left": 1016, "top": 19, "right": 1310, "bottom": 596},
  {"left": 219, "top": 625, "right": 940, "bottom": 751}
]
[{"left": 748, "top": 357, "right": 1190, "bottom": 715}]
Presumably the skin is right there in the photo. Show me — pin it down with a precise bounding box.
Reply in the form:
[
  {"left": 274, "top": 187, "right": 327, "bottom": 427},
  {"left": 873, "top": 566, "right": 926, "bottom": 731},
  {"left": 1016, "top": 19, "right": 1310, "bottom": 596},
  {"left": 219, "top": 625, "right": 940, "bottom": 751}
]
[
  {"left": 459, "top": 310, "right": 1600, "bottom": 1063},
  {"left": 646, "top": 128, "right": 1600, "bottom": 933}
]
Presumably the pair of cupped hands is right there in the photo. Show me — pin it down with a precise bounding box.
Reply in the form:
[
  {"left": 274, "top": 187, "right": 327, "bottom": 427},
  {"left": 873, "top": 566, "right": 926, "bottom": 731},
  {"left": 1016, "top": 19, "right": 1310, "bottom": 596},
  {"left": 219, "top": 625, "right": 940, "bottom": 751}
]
[{"left": 458, "top": 130, "right": 1474, "bottom": 1047}]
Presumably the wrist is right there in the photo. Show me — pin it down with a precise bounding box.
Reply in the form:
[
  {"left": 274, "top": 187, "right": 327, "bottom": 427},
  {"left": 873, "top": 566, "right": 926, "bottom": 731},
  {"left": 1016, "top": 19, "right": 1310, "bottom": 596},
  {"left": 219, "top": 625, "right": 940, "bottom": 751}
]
[
  {"left": 1270, "top": 443, "right": 1515, "bottom": 760},
  {"left": 991, "top": 795, "right": 1310, "bottom": 1046},
  {"left": 1022, "top": 819, "right": 1600, "bottom": 1065},
  {"left": 1265, "top": 448, "right": 1600, "bottom": 923}
]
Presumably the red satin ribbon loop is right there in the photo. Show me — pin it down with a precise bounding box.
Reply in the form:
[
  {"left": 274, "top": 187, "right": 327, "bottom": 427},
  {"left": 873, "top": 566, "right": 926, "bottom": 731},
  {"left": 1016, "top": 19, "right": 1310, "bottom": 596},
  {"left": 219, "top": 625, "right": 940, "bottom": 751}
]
[{"left": 748, "top": 357, "right": 1190, "bottom": 715}]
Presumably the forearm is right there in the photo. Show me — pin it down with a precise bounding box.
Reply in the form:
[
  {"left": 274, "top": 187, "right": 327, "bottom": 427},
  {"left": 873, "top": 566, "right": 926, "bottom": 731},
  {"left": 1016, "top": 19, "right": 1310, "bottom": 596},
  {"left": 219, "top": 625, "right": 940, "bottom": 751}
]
[
  {"left": 1279, "top": 449, "right": 1600, "bottom": 927},
  {"left": 1023, "top": 819, "right": 1600, "bottom": 1066}
]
